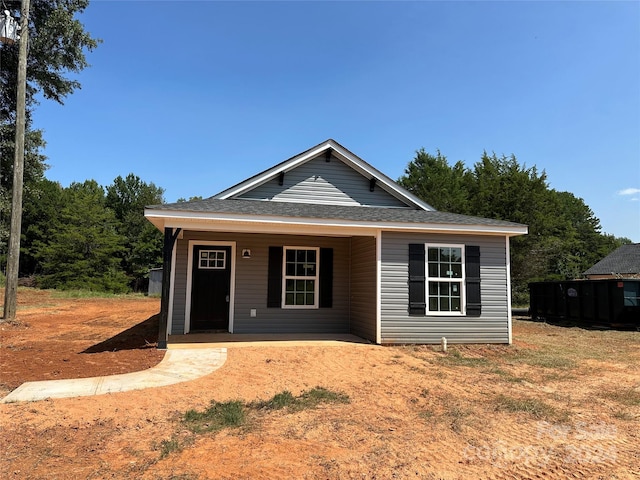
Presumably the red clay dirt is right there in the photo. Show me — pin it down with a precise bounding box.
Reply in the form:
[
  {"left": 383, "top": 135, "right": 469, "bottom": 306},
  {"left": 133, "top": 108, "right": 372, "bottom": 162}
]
[
  {"left": 1, "top": 288, "right": 639, "bottom": 479},
  {"left": 0, "top": 289, "right": 164, "bottom": 391}
]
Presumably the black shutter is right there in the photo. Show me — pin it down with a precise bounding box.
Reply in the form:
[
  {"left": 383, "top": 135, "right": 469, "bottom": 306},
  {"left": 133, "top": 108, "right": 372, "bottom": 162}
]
[
  {"left": 267, "top": 246, "right": 283, "bottom": 308},
  {"left": 408, "top": 244, "right": 426, "bottom": 315},
  {"left": 319, "top": 248, "right": 333, "bottom": 308},
  {"left": 465, "top": 245, "right": 481, "bottom": 317}
]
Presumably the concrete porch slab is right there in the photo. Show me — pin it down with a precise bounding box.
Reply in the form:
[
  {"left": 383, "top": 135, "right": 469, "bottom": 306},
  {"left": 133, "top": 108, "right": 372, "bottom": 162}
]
[{"left": 168, "top": 333, "right": 372, "bottom": 349}]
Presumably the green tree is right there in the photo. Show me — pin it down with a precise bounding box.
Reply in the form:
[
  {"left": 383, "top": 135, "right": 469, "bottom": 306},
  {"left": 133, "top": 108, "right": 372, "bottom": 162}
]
[
  {"left": 105, "top": 174, "right": 165, "bottom": 290},
  {"left": 177, "top": 196, "right": 203, "bottom": 203},
  {"left": 0, "top": 0, "right": 99, "bottom": 266},
  {"left": 20, "top": 178, "right": 65, "bottom": 277},
  {"left": 465, "top": 152, "right": 562, "bottom": 301},
  {"left": 37, "top": 180, "right": 128, "bottom": 292},
  {"left": 398, "top": 149, "right": 469, "bottom": 214}
]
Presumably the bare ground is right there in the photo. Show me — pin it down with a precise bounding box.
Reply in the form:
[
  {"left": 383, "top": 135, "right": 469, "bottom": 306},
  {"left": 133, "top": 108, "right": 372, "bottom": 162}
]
[{"left": 1, "top": 288, "right": 639, "bottom": 479}]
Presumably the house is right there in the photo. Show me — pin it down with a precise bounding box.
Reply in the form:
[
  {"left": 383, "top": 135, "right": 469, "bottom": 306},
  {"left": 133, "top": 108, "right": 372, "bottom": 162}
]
[
  {"left": 583, "top": 243, "right": 640, "bottom": 280},
  {"left": 144, "top": 139, "right": 527, "bottom": 348}
]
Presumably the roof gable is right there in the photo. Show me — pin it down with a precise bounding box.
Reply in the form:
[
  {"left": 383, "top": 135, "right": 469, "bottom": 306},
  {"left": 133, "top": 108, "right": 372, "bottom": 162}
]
[
  {"left": 213, "top": 139, "right": 434, "bottom": 211},
  {"left": 236, "top": 154, "right": 411, "bottom": 208}
]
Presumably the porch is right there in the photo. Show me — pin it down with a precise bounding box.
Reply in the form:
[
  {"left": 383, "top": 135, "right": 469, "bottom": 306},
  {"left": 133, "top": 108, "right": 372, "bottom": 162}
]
[{"left": 164, "top": 230, "right": 379, "bottom": 344}]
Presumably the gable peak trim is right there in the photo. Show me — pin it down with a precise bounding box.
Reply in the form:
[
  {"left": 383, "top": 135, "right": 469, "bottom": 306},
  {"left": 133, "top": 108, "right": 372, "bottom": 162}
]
[{"left": 213, "top": 139, "right": 435, "bottom": 211}]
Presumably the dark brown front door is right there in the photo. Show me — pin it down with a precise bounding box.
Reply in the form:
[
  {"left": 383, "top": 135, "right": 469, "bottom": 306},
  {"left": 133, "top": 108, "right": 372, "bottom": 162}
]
[{"left": 190, "top": 245, "right": 231, "bottom": 331}]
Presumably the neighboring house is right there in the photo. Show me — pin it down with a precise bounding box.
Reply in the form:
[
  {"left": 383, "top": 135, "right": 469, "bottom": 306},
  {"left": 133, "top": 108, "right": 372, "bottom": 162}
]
[
  {"left": 584, "top": 243, "right": 640, "bottom": 280},
  {"left": 145, "top": 139, "right": 527, "bottom": 348}
]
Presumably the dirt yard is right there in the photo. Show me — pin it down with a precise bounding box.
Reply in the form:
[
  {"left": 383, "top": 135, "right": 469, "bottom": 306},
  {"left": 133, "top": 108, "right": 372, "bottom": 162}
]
[{"left": 1, "top": 289, "right": 638, "bottom": 479}]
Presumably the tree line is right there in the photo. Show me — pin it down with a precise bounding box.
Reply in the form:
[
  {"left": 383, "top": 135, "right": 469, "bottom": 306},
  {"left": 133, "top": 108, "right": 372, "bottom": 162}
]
[
  {"left": 398, "top": 149, "right": 631, "bottom": 304},
  {"left": 0, "top": 174, "right": 165, "bottom": 292}
]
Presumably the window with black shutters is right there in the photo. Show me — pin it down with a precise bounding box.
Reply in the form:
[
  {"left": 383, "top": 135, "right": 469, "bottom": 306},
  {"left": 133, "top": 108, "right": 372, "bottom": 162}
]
[
  {"left": 408, "top": 243, "right": 481, "bottom": 317},
  {"left": 267, "top": 246, "right": 333, "bottom": 309}
]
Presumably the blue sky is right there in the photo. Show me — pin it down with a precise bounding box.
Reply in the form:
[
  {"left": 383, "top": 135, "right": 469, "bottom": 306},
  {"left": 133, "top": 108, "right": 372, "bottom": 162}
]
[{"left": 33, "top": 1, "right": 639, "bottom": 241}]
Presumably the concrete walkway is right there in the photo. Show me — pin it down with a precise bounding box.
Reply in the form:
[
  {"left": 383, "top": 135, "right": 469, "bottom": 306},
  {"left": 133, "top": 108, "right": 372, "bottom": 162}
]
[{"left": 1, "top": 348, "right": 227, "bottom": 404}]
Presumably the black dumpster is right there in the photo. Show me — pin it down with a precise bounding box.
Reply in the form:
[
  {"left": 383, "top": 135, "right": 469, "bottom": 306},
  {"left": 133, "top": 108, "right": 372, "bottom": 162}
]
[{"left": 529, "top": 279, "right": 640, "bottom": 328}]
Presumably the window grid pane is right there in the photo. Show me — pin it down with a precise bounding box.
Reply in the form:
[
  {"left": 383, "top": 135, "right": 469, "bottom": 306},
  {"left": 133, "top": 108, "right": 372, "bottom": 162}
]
[
  {"left": 286, "top": 250, "right": 316, "bottom": 279},
  {"left": 428, "top": 247, "right": 463, "bottom": 279},
  {"left": 285, "top": 278, "right": 316, "bottom": 306},
  {"left": 198, "top": 250, "right": 226, "bottom": 270},
  {"left": 428, "top": 281, "right": 462, "bottom": 312}
]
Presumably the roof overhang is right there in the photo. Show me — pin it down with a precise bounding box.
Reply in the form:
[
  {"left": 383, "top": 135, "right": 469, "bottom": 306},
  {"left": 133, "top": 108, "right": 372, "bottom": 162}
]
[{"left": 145, "top": 208, "right": 528, "bottom": 238}]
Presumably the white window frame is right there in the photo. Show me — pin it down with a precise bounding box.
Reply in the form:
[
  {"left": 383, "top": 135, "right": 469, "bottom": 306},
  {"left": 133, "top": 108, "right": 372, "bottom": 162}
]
[
  {"left": 197, "top": 249, "right": 227, "bottom": 270},
  {"left": 282, "top": 246, "right": 320, "bottom": 309},
  {"left": 425, "top": 243, "right": 466, "bottom": 316}
]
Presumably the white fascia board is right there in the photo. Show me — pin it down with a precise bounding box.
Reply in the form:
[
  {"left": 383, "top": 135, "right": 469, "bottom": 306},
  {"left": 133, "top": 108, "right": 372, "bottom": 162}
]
[
  {"left": 328, "top": 143, "right": 433, "bottom": 211},
  {"left": 216, "top": 142, "right": 334, "bottom": 199},
  {"left": 144, "top": 209, "right": 528, "bottom": 237}
]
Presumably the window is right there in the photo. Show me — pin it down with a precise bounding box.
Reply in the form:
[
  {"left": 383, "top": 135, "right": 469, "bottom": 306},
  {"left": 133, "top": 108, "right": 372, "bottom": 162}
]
[
  {"left": 426, "top": 245, "right": 465, "bottom": 314},
  {"left": 198, "top": 250, "right": 226, "bottom": 270},
  {"left": 408, "top": 244, "right": 480, "bottom": 317},
  {"left": 623, "top": 282, "right": 640, "bottom": 307},
  {"left": 283, "top": 247, "right": 319, "bottom": 308}
]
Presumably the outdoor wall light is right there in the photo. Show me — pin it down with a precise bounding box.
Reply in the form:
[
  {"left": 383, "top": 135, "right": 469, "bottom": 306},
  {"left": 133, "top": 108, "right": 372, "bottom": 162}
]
[{"left": 242, "top": 249, "right": 251, "bottom": 259}]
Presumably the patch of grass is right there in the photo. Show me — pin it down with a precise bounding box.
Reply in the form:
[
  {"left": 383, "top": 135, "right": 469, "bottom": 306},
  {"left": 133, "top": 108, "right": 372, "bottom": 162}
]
[
  {"left": 183, "top": 387, "right": 350, "bottom": 434},
  {"left": 408, "top": 365, "right": 427, "bottom": 374},
  {"left": 298, "top": 386, "right": 350, "bottom": 409},
  {"left": 154, "top": 438, "right": 182, "bottom": 459},
  {"left": 511, "top": 320, "right": 639, "bottom": 365},
  {"left": 419, "top": 394, "right": 475, "bottom": 433},
  {"left": 418, "top": 409, "right": 435, "bottom": 420},
  {"left": 612, "top": 410, "right": 636, "bottom": 421},
  {"left": 494, "top": 394, "right": 563, "bottom": 421},
  {"left": 253, "top": 386, "right": 350, "bottom": 412},
  {"left": 438, "top": 349, "right": 490, "bottom": 367},
  {"left": 484, "top": 367, "right": 527, "bottom": 383},
  {"left": 507, "top": 347, "right": 577, "bottom": 370},
  {"left": 253, "top": 390, "right": 296, "bottom": 410},
  {"left": 51, "top": 289, "right": 149, "bottom": 299},
  {"left": 541, "top": 371, "right": 577, "bottom": 383},
  {"left": 446, "top": 403, "right": 472, "bottom": 433},
  {"left": 183, "top": 400, "right": 246, "bottom": 433},
  {"left": 601, "top": 388, "right": 640, "bottom": 407}
]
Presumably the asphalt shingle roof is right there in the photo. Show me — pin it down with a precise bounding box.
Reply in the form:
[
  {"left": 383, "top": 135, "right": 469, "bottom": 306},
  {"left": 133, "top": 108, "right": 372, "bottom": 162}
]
[
  {"left": 148, "top": 198, "right": 526, "bottom": 229},
  {"left": 584, "top": 243, "right": 640, "bottom": 275}
]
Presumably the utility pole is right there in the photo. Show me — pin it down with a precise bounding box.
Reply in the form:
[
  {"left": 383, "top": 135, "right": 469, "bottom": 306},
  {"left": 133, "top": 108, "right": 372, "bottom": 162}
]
[{"left": 3, "top": 0, "right": 30, "bottom": 320}]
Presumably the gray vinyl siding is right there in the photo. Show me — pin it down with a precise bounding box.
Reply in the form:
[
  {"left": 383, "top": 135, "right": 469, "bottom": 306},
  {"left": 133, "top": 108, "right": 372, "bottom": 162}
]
[
  {"left": 237, "top": 156, "right": 410, "bottom": 208},
  {"left": 349, "top": 236, "right": 377, "bottom": 342},
  {"left": 380, "top": 232, "right": 510, "bottom": 344},
  {"left": 170, "top": 231, "right": 350, "bottom": 334}
]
